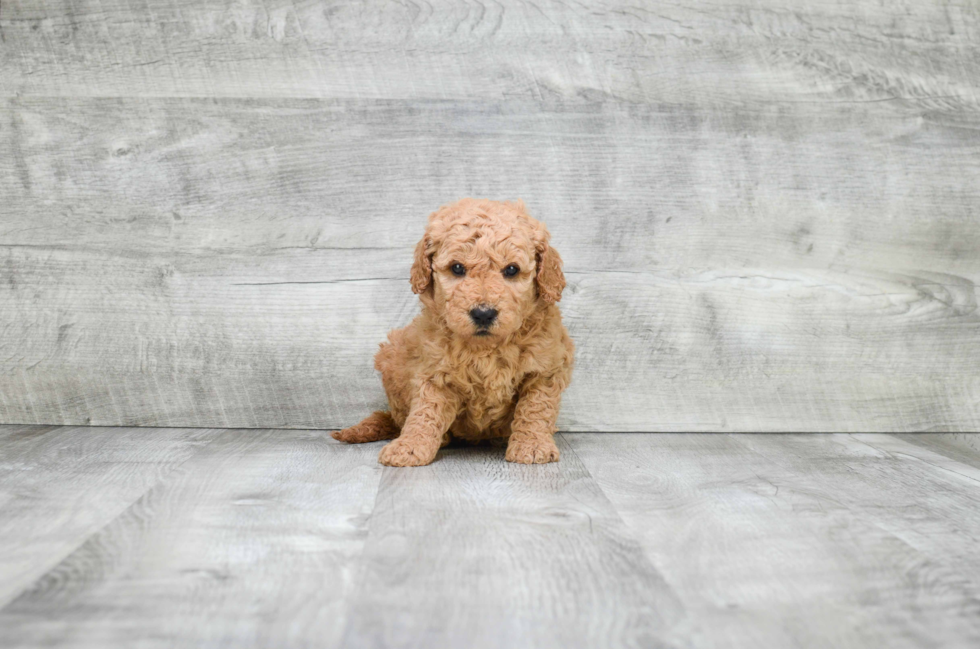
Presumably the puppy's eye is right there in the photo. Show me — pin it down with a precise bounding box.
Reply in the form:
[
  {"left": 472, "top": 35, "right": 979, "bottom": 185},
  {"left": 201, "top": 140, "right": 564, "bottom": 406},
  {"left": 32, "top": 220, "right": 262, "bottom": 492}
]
[
  {"left": 450, "top": 263, "right": 466, "bottom": 276},
  {"left": 503, "top": 264, "right": 520, "bottom": 277}
]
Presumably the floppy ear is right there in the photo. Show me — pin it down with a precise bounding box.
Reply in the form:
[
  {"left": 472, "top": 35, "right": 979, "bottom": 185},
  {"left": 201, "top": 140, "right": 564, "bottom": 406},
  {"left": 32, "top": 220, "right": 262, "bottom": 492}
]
[
  {"left": 410, "top": 235, "right": 433, "bottom": 294},
  {"left": 536, "top": 242, "right": 566, "bottom": 304}
]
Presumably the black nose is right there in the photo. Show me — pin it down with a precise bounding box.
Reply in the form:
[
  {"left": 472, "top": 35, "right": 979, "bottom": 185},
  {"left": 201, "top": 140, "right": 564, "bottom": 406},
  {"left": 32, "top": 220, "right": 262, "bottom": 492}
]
[{"left": 469, "top": 306, "right": 498, "bottom": 327}]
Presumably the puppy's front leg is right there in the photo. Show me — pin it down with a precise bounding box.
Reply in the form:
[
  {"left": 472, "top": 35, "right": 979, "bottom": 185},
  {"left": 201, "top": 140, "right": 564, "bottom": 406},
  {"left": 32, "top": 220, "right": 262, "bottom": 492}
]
[
  {"left": 378, "top": 380, "right": 460, "bottom": 467},
  {"left": 506, "top": 374, "right": 563, "bottom": 464}
]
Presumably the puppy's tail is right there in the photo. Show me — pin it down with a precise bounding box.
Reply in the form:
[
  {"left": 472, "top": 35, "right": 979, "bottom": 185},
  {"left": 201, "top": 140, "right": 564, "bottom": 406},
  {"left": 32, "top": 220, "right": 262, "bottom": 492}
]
[{"left": 332, "top": 411, "right": 401, "bottom": 443}]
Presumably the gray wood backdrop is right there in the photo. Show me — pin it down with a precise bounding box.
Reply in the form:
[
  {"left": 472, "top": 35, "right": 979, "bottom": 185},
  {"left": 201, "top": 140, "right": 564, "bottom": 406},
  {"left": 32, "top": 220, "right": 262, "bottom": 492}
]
[{"left": 1, "top": 0, "right": 979, "bottom": 432}]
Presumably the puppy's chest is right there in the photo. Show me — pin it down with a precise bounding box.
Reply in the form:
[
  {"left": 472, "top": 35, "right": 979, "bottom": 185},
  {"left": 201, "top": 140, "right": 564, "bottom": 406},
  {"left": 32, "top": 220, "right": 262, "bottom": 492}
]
[{"left": 451, "top": 353, "right": 526, "bottom": 413}]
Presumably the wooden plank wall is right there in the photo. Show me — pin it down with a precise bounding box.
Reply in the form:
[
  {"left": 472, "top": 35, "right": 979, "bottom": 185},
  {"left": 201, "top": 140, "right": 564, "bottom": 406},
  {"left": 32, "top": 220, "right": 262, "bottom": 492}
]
[{"left": 1, "top": 0, "right": 978, "bottom": 431}]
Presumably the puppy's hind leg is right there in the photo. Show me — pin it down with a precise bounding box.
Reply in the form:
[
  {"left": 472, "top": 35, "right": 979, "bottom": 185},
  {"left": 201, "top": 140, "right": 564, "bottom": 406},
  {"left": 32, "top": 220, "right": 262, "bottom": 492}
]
[{"left": 332, "top": 411, "right": 400, "bottom": 443}]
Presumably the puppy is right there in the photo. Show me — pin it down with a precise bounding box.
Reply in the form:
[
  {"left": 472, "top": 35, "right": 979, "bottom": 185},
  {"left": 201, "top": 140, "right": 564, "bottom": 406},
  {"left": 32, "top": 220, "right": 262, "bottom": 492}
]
[{"left": 333, "top": 198, "right": 574, "bottom": 466}]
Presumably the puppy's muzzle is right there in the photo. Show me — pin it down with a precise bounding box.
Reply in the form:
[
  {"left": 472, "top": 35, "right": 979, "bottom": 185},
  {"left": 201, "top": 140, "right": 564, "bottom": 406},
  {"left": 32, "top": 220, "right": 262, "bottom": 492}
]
[{"left": 469, "top": 306, "right": 498, "bottom": 329}]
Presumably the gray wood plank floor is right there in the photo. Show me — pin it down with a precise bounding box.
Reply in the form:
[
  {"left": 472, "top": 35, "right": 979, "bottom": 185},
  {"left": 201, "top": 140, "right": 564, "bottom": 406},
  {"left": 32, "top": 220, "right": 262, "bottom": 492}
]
[{"left": 1, "top": 425, "right": 979, "bottom": 648}]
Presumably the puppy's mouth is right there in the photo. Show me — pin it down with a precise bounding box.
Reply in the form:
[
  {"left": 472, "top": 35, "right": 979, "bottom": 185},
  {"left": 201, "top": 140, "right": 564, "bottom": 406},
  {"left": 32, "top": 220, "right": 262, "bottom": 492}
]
[{"left": 474, "top": 329, "right": 493, "bottom": 337}]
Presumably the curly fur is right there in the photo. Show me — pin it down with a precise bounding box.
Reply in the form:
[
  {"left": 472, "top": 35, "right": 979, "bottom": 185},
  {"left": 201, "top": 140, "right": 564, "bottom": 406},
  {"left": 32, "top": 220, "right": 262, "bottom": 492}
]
[{"left": 333, "top": 198, "right": 574, "bottom": 466}]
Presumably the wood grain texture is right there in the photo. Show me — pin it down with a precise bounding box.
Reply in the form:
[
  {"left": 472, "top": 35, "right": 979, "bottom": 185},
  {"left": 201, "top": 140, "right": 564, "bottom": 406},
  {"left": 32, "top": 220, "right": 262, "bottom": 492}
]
[
  {"left": 567, "top": 432, "right": 980, "bottom": 648},
  {"left": 895, "top": 433, "right": 980, "bottom": 468},
  {"left": 0, "top": 427, "right": 383, "bottom": 649},
  {"left": 2, "top": 98, "right": 979, "bottom": 430},
  {"left": 741, "top": 434, "right": 980, "bottom": 582},
  {"left": 1, "top": 2, "right": 979, "bottom": 431},
  {"left": 1, "top": 0, "right": 978, "bottom": 108},
  {"left": 338, "top": 435, "right": 687, "bottom": 649},
  {"left": 4, "top": 425, "right": 980, "bottom": 648},
  {"left": 0, "top": 425, "right": 214, "bottom": 608}
]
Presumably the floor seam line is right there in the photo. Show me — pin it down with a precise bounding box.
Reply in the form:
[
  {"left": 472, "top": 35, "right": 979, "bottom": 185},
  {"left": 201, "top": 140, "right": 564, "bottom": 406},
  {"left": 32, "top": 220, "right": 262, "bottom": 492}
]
[{"left": 0, "top": 426, "right": 230, "bottom": 614}]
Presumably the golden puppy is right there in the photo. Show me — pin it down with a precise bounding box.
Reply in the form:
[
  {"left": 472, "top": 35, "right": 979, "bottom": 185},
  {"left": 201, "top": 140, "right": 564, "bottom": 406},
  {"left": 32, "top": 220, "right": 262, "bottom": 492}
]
[{"left": 332, "top": 198, "right": 574, "bottom": 466}]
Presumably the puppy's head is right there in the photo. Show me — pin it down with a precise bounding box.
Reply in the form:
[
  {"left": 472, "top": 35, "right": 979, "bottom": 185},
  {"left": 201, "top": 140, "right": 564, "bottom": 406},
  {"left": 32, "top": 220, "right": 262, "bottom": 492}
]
[{"left": 410, "top": 198, "right": 565, "bottom": 341}]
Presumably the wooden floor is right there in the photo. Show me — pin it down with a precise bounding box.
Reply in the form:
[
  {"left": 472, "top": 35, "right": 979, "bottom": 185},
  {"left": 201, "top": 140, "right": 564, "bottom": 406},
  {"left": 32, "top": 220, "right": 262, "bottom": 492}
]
[{"left": 1, "top": 426, "right": 979, "bottom": 648}]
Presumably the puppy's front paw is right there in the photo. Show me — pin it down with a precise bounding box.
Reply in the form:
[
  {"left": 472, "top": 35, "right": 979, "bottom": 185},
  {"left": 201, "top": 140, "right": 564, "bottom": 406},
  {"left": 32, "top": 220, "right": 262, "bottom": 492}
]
[
  {"left": 505, "top": 436, "right": 560, "bottom": 464},
  {"left": 378, "top": 437, "right": 438, "bottom": 467}
]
